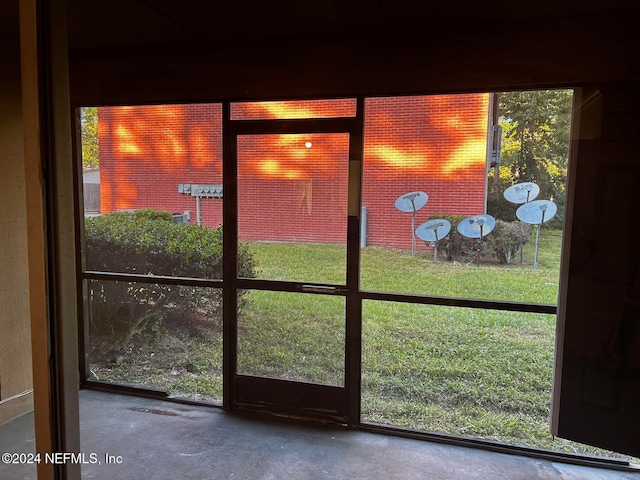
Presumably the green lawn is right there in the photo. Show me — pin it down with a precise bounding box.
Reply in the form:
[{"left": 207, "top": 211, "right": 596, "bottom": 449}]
[
  {"left": 90, "top": 228, "right": 636, "bottom": 462},
  {"left": 248, "top": 227, "right": 563, "bottom": 304},
  {"left": 241, "top": 230, "right": 635, "bottom": 461}
]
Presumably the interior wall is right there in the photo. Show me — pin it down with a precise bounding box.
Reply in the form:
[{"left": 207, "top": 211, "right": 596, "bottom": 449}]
[{"left": 0, "top": 33, "right": 33, "bottom": 425}]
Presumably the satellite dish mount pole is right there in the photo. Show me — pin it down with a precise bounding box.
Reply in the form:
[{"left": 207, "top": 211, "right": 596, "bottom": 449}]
[
  {"left": 533, "top": 207, "right": 547, "bottom": 269},
  {"left": 523, "top": 187, "right": 531, "bottom": 263},
  {"left": 396, "top": 191, "right": 427, "bottom": 257},
  {"left": 433, "top": 230, "right": 439, "bottom": 262},
  {"left": 475, "top": 220, "right": 485, "bottom": 265},
  {"left": 410, "top": 199, "right": 417, "bottom": 256},
  {"left": 477, "top": 224, "right": 484, "bottom": 265}
]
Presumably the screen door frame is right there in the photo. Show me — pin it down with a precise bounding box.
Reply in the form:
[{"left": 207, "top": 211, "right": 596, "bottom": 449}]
[{"left": 222, "top": 99, "right": 365, "bottom": 423}]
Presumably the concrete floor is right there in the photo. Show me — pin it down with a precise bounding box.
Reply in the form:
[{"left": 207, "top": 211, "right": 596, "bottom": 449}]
[{"left": 1, "top": 389, "right": 638, "bottom": 480}]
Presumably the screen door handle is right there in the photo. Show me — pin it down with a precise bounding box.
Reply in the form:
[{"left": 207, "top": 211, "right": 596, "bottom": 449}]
[{"left": 301, "top": 285, "right": 339, "bottom": 294}]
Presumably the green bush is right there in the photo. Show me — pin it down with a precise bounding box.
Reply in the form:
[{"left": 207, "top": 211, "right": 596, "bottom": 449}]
[
  {"left": 426, "top": 214, "right": 473, "bottom": 262},
  {"left": 85, "top": 210, "right": 256, "bottom": 357},
  {"left": 484, "top": 220, "right": 533, "bottom": 264},
  {"left": 426, "top": 214, "right": 532, "bottom": 264}
]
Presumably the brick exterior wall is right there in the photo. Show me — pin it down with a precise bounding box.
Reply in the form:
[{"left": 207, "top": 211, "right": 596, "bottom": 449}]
[
  {"left": 99, "top": 104, "right": 224, "bottom": 228},
  {"left": 362, "top": 95, "right": 489, "bottom": 249},
  {"left": 97, "top": 94, "right": 489, "bottom": 250},
  {"left": 237, "top": 132, "right": 351, "bottom": 244}
]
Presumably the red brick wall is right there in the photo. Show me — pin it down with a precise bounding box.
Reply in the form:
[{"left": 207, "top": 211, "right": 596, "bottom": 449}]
[
  {"left": 99, "top": 104, "right": 224, "bottom": 228},
  {"left": 97, "top": 94, "right": 489, "bottom": 250},
  {"left": 231, "top": 98, "right": 357, "bottom": 120},
  {"left": 237, "top": 133, "right": 350, "bottom": 244},
  {"left": 363, "top": 95, "right": 489, "bottom": 249}
]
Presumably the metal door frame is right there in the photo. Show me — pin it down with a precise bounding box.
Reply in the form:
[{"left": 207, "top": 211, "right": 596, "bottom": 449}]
[{"left": 221, "top": 99, "right": 365, "bottom": 423}]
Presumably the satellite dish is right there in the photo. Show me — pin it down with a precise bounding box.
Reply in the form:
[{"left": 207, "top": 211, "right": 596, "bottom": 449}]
[
  {"left": 504, "top": 182, "right": 540, "bottom": 204},
  {"left": 457, "top": 214, "right": 496, "bottom": 239},
  {"left": 516, "top": 199, "right": 557, "bottom": 224},
  {"left": 394, "top": 191, "right": 428, "bottom": 213},
  {"left": 416, "top": 219, "right": 451, "bottom": 262},
  {"left": 416, "top": 219, "right": 451, "bottom": 243},
  {"left": 395, "top": 191, "right": 429, "bottom": 256}
]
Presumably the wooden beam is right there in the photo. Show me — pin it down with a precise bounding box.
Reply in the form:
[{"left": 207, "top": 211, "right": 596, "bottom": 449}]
[
  {"left": 20, "top": 1, "right": 56, "bottom": 477},
  {"left": 19, "top": 0, "right": 80, "bottom": 478}
]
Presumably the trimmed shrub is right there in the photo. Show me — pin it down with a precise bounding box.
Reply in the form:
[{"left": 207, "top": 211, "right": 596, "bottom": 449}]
[
  {"left": 484, "top": 220, "right": 533, "bottom": 264},
  {"left": 426, "top": 214, "right": 532, "bottom": 264},
  {"left": 85, "top": 210, "right": 255, "bottom": 357}
]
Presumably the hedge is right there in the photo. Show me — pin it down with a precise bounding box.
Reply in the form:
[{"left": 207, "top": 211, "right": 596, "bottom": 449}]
[
  {"left": 85, "top": 210, "right": 256, "bottom": 357},
  {"left": 426, "top": 214, "right": 532, "bottom": 264}
]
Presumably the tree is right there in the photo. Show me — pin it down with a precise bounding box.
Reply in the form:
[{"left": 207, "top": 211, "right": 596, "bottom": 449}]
[
  {"left": 488, "top": 89, "right": 573, "bottom": 224},
  {"left": 81, "top": 107, "right": 99, "bottom": 169}
]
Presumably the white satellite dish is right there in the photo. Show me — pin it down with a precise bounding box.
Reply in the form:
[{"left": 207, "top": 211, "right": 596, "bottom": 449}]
[
  {"left": 395, "top": 191, "right": 429, "bottom": 256},
  {"left": 416, "top": 219, "right": 451, "bottom": 243},
  {"left": 416, "top": 219, "right": 451, "bottom": 262},
  {"left": 516, "top": 199, "right": 557, "bottom": 225},
  {"left": 516, "top": 199, "right": 558, "bottom": 269},
  {"left": 395, "top": 191, "right": 428, "bottom": 213},
  {"left": 504, "top": 182, "right": 540, "bottom": 204},
  {"left": 457, "top": 214, "right": 496, "bottom": 239},
  {"left": 456, "top": 214, "right": 496, "bottom": 265}
]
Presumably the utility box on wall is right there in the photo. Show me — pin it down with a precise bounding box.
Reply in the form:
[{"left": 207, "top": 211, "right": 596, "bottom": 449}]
[{"left": 178, "top": 184, "right": 223, "bottom": 198}]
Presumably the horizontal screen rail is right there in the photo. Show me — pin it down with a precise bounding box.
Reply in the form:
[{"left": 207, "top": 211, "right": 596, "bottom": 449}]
[
  {"left": 361, "top": 290, "right": 557, "bottom": 314},
  {"left": 226, "top": 117, "right": 360, "bottom": 135},
  {"left": 83, "top": 271, "right": 223, "bottom": 288}
]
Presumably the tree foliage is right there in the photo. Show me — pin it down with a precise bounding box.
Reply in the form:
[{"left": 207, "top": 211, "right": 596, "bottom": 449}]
[
  {"left": 81, "top": 106, "right": 99, "bottom": 169},
  {"left": 488, "top": 89, "right": 573, "bottom": 225}
]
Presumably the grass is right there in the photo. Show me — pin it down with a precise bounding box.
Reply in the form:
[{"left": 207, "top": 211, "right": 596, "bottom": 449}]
[
  {"left": 89, "top": 295, "right": 224, "bottom": 403},
  {"left": 89, "top": 228, "right": 637, "bottom": 462},
  {"left": 361, "top": 303, "right": 557, "bottom": 444},
  {"left": 241, "top": 229, "right": 635, "bottom": 461},
  {"left": 249, "top": 228, "right": 563, "bottom": 304},
  {"left": 237, "top": 290, "right": 345, "bottom": 386}
]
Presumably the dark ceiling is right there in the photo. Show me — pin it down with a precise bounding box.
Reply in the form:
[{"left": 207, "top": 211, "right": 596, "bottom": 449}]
[
  {"left": 61, "top": 0, "right": 630, "bottom": 50},
  {"left": 2, "top": 0, "right": 640, "bottom": 51},
  {"left": 2, "top": 0, "right": 639, "bottom": 104}
]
